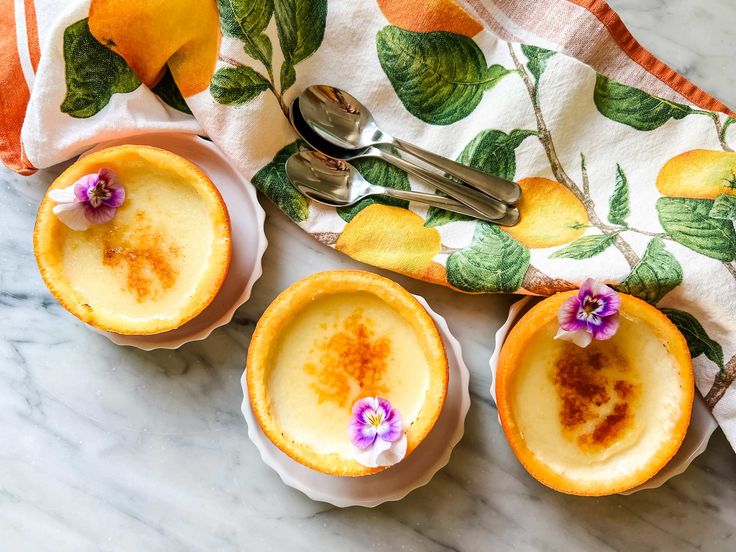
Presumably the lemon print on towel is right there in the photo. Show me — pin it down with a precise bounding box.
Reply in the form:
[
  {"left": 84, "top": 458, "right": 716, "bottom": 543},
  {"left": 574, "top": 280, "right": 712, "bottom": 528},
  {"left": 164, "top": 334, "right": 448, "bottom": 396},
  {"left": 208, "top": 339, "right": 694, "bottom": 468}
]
[
  {"left": 503, "top": 177, "right": 589, "bottom": 248},
  {"left": 654, "top": 149, "right": 736, "bottom": 261},
  {"left": 337, "top": 205, "right": 443, "bottom": 282},
  {"left": 657, "top": 150, "right": 736, "bottom": 199}
]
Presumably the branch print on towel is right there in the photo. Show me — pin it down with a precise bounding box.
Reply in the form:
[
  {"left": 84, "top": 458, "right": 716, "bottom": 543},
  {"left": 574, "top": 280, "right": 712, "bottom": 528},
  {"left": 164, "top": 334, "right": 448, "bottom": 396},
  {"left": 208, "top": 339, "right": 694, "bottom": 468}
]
[{"left": 212, "top": 0, "right": 327, "bottom": 115}]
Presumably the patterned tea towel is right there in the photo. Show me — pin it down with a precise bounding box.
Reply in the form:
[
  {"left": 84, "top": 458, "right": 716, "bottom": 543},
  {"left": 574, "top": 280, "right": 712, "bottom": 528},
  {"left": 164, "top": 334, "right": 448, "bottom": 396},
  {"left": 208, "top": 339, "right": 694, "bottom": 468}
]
[{"left": 2, "top": 0, "right": 736, "bottom": 449}]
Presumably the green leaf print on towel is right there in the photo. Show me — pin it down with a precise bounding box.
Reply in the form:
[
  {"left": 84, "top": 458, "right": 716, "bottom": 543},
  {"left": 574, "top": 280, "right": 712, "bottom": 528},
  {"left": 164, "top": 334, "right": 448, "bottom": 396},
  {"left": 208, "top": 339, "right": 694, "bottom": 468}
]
[
  {"left": 217, "top": 0, "right": 274, "bottom": 70},
  {"left": 616, "top": 238, "right": 683, "bottom": 304},
  {"left": 209, "top": 66, "right": 270, "bottom": 105},
  {"left": 594, "top": 74, "right": 692, "bottom": 131},
  {"left": 549, "top": 233, "right": 617, "bottom": 260},
  {"left": 337, "top": 158, "right": 411, "bottom": 223},
  {"left": 709, "top": 194, "right": 736, "bottom": 220},
  {"left": 212, "top": 0, "right": 326, "bottom": 114},
  {"left": 424, "top": 129, "right": 536, "bottom": 227},
  {"left": 608, "top": 163, "right": 630, "bottom": 226},
  {"left": 520, "top": 44, "right": 554, "bottom": 100},
  {"left": 377, "top": 26, "right": 512, "bottom": 125},
  {"left": 657, "top": 197, "right": 736, "bottom": 261},
  {"left": 252, "top": 141, "right": 310, "bottom": 222},
  {"left": 446, "top": 223, "right": 530, "bottom": 292},
  {"left": 662, "top": 308, "right": 725, "bottom": 373},
  {"left": 274, "top": 0, "right": 327, "bottom": 92},
  {"left": 61, "top": 18, "right": 141, "bottom": 118},
  {"left": 152, "top": 68, "right": 192, "bottom": 114},
  {"left": 520, "top": 44, "right": 555, "bottom": 83}
]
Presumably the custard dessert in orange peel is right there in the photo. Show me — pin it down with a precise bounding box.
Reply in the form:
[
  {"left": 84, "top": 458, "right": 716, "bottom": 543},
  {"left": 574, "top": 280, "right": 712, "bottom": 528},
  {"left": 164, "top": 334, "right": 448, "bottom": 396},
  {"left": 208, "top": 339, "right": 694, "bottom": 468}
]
[
  {"left": 496, "top": 289, "right": 694, "bottom": 496},
  {"left": 246, "top": 271, "right": 448, "bottom": 477},
  {"left": 34, "top": 145, "right": 231, "bottom": 335}
]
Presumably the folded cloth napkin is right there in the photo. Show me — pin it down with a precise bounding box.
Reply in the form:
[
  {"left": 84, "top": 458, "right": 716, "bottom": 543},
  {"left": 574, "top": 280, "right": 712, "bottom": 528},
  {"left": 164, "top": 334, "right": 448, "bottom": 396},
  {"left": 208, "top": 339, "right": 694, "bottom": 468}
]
[{"left": 3, "top": 0, "right": 736, "bottom": 449}]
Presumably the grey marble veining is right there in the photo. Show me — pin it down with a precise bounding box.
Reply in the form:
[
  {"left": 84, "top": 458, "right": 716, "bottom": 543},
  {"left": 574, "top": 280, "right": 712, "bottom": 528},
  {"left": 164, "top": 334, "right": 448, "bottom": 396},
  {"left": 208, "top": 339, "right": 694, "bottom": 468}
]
[
  {"left": 608, "top": 0, "right": 736, "bottom": 109},
  {"left": 2, "top": 2, "right": 736, "bottom": 550}
]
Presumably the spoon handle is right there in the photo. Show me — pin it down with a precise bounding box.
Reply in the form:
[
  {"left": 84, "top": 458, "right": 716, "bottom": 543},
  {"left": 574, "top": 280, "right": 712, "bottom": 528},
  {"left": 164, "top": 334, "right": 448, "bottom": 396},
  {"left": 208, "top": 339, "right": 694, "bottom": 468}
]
[
  {"left": 377, "top": 187, "right": 516, "bottom": 225},
  {"left": 392, "top": 138, "right": 522, "bottom": 205},
  {"left": 375, "top": 148, "right": 509, "bottom": 221}
]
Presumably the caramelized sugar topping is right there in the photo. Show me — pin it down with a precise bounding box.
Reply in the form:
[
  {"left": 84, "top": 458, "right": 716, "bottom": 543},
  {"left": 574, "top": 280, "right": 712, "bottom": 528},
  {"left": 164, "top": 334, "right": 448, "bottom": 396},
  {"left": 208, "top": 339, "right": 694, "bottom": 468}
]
[
  {"left": 304, "top": 309, "right": 390, "bottom": 407},
  {"left": 552, "top": 342, "right": 639, "bottom": 450},
  {"left": 102, "top": 211, "right": 180, "bottom": 301}
]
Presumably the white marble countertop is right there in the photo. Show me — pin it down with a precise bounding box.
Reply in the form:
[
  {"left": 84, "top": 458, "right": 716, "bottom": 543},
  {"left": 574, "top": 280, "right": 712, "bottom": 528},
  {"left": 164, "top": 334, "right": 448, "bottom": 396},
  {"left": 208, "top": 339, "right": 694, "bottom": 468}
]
[{"left": 2, "top": 1, "right": 736, "bottom": 550}]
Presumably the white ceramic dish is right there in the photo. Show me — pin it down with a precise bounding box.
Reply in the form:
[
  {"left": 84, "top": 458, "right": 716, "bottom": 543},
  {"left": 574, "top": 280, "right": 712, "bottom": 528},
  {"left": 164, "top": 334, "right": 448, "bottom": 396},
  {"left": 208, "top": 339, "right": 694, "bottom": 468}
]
[
  {"left": 489, "top": 296, "right": 718, "bottom": 494},
  {"left": 241, "top": 295, "right": 470, "bottom": 507},
  {"left": 83, "top": 133, "right": 267, "bottom": 350}
]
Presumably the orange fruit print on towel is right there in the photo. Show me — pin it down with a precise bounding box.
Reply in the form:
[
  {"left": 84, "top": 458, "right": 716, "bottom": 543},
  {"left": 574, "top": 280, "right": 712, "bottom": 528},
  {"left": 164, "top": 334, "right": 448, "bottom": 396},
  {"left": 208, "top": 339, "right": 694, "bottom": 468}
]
[
  {"left": 89, "top": 0, "right": 221, "bottom": 97},
  {"left": 60, "top": 17, "right": 192, "bottom": 118},
  {"left": 377, "top": 0, "right": 483, "bottom": 37}
]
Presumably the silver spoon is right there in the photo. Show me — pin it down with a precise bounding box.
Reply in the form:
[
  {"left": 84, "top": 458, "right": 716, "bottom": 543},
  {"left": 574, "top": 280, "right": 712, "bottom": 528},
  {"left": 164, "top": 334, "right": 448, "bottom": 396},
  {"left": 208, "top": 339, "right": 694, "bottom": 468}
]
[
  {"left": 286, "top": 151, "right": 518, "bottom": 225},
  {"left": 289, "top": 98, "right": 518, "bottom": 224},
  {"left": 299, "top": 85, "right": 522, "bottom": 205}
]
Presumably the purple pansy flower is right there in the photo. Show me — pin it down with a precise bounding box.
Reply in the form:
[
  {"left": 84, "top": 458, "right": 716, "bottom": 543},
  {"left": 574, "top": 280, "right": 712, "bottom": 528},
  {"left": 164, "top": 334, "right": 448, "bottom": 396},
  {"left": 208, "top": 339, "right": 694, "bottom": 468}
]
[
  {"left": 349, "top": 397, "right": 403, "bottom": 449},
  {"left": 348, "top": 397, "right": 407, "bottom": 468},
  {"left": 554, "top": 278, "right": 621, "bottom": 348},
  {"left": 48, "top": 168, "right": 125, "bottom": 231}
]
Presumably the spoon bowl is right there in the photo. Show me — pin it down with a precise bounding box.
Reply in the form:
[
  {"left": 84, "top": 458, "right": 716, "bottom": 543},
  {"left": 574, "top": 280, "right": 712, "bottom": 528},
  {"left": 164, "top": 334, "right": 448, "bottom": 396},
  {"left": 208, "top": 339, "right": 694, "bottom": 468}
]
[
  {"left": 285, "top": 150, "right": 370, "bottom": 207},
  {"left": 299, "top": 85, "right": 522, "bottom": 205},
  {"left": 300, "top": 86, "right": 384, "bottom": 150},
  {"left": 289, "top": 99, "right": 516, "bottom": 223},
  {"left": 285, "top": 151, "right": 518, "bottom": 225},
  {"left": 289, "top": 97, "right": 370, "bottom": 159}
]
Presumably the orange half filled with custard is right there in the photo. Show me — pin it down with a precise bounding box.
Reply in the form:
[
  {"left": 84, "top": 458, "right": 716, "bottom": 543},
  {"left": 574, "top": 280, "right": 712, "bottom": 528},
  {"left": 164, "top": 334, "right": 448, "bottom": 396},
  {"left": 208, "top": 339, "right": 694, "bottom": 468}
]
[
  {"left": 34, "top": 145, "right": 231, "bottom": 335},
  {"left": 496, "top": 292, "right": 693, "bottom": 496},
  {"left": 247, "top": 271, "right": 448, "bottom": 476}
]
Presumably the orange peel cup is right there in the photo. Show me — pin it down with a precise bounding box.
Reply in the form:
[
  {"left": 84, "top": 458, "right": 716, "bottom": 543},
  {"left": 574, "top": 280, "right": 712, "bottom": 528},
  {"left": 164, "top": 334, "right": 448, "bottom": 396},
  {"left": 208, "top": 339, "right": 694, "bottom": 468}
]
[{"left": 495, "top": 291, "right": 694, "bottom": 496}]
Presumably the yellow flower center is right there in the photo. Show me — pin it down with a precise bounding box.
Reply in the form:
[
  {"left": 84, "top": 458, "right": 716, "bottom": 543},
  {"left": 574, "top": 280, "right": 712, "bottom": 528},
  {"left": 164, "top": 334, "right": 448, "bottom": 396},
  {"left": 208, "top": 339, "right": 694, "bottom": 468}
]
[{"left": 368, "top": 412, "right": 384, "bottom": 427}]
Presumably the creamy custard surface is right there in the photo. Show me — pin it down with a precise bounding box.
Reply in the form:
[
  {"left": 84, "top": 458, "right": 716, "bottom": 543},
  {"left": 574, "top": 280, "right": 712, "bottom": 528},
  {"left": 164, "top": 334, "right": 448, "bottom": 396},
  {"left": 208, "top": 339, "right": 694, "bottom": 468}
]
[
  {"left": 268, "top": 292, "right": 431, "bottom": 457},
  {"left": 512, "top": 313, "right": 685, "bottom": 483},
  {"left": 55, "top": 163, "right": 216, "bottom": 321}
]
